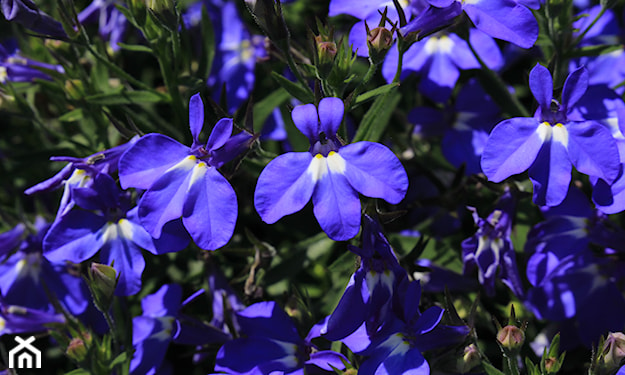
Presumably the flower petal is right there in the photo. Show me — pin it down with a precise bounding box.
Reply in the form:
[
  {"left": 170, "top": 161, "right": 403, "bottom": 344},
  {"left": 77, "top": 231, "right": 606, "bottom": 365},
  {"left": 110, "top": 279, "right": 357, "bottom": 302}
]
[
  {"left": 561, "top": 66, "right": 589, "bottom": 114},
  {"left": 567, "top": 120, "right": 620, "bottom": 183},
  {"left": 99, "top": 233, "right": 145, "bottom": 296},
  {"left": 138, "top": 157, "right": 195, "bottom": 238},
  {"left": 291, "top": 103, "right": 319, "bottom": 142},
  {"left": 318, "top": 97, "right": 344, "bottom": 137},
  {"left": 528, "top": 131, "right": 572, "bottom": 206},
  {"left": 206, "top": 118, "right": 233, "bottom": 152},
  {"left": 463, "top": 0, "right": 538, "bottom": 49},
  {"left": 43, "top": 211, "right": 106, "bottom": 263},
  {"left": 119, "top": 134, "right": 190, "bottom": 190},
  {"left": 529, "top": 63, "right": 553, "bottom": 112},
  {"left": 182, "top": 164, "right": 237, "bottom": 250},
  {"left": 189, "top": 93, "right": 204, "bottom": 146},
  {"left": 481, "top": 117, "right": 546, "bottom": 182},
  {"left": 312, "top": 159, "right": 361, "bottom": 241},
  {"left": 340, "top": 142, "right": 408, "bottom": 204},
  {"left": 254, "top": 152, "right": 316, "bottom": 224}
]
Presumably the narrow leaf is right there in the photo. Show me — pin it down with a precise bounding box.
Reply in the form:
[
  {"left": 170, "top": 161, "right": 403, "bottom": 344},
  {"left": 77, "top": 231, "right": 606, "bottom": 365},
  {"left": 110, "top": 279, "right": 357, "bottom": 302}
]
[
  {"left": 352, "top": 90, "right": 400, "bottom": 143},
  {"left": 271, "top": 72, "right": 314, "bottom": 104}
]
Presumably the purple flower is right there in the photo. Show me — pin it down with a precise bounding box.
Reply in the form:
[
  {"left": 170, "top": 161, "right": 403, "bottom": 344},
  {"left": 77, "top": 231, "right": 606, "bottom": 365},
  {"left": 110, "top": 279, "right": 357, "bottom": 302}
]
[
  {"left": 78, "top": 0, "right": 128, "bottom": 52},
  {"left": 25, "top": 136, "right": 139, "bottom": 223},
  {"left": 0, "top": 304, "right": 65, "bottom": 335},
  {"left": 43, "top": 173, "right": 189, "bottom": 295},
  {"left": 462, "top": 189, "right": 524, "bottom": 297},
  {"left": 383, "top": 28, "right": 502, "bottom": 103},
  {"left": 408, "top": 79, "right": 501, "bottom": 173},
  {"left": 401, "top": 0, "right": 539, "bottom": 49},
  {"left": 214, "top": 301, "right": 347, "bottom": 374},
  {"left": 131, "top": 283, "right": 229, "bottom": 374},
  {"left": 340, "top": 279, "right": 469, "bottom": 374},
  {"left": 119, "top": 93, "right": 242, "bottom": 250},
  {"left": 0, "top": 39, "right": 64, "bottom": 83},
  {"left": 481, "top": 64, "right": 621, "bottom": 206},
  {"left": 254, "top": 97, "right": 409, "bottom": 241},
  {"left": 1, "top": 0, "right": 67, "bottom": 38},
  {"left": 184, "top": 0, "right": 266, "bottom": 113},
  {"left": 321, "top": 215, "right": 408, "bottom": 342}
]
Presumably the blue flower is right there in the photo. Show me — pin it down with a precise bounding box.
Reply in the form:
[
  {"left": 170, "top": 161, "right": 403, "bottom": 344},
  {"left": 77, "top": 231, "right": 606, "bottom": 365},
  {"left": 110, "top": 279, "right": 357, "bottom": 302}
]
[
  {"left": 1, "top": 0, "right": 67, "bottom": 38},
  {"left": 321, "top": 215, "right": 408, "bottom": 342},
  {"left": 481, "top": 64, "right": 621, "bottom": 206},
  {"left": 43, "top": 173, "right": 189, "bottom": 295},
  {"left": 462, "top": 189, "right": 524, "bottom": 297},
  {"left": 214, "top": 301, "right": 347, "bottom": 374},
  {"left": 340, "top": 279, "right": 469, "bottom": 374},
  {"left": 119, "top": 93, "right": 244, "bottom": 250},
  {"left": 383, "top": 28, "right": 503, "bottom": 103},
  {"left": 401, "top": 0, "right": 539, "bottom": 49},
  {"left": 0, "top": 39, "right": 64, "bottom": 83},
  {"left": 254, "top": 97, "right": 408, "bottom": 241},
  {"left": 408, "top": 79, "right": 501, "bottom": 173},
  {"left": 78, "top": 0, "right": 128, "bottom": 52},
  {"left": 130, "top": 283, "right": 229, "bottom": 374}
]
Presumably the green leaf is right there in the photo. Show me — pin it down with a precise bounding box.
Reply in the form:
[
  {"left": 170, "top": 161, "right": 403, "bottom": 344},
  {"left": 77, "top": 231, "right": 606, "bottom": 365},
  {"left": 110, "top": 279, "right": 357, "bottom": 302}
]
[
  {"left": 59, "top": 108, "right": 85, "bottom": 122},
  {"left": 352, "top": 90, "right": 400, "bottom": 143},
  {"left": 85, "top": 91, "right": 169, "bottom": 105},
  {"left": 109, "top": 352, "right": 128, "bottom": 370},
  {"left": 353, "top": 83, "right": 400, "bottom": 107},
  {"left": 271, "top": 72, "right": 314, "bottom": 104},
  {"left": 116, "top": 43, "right": 153, "bottom": 54},
  {"left": 482, "top": 362, "right": 506, "bottom": 375},
  {"left": 565, "top": 44, "right": 622, "bottom": 58},
  {"left": 64, "top": 370, "right": 91, "bottom": 375},
  {"left": 252, "top": 88, "right": 290, "bottom": 133},
  {"left": 196, "top": 7, "right": 216, "bottom": 80}
]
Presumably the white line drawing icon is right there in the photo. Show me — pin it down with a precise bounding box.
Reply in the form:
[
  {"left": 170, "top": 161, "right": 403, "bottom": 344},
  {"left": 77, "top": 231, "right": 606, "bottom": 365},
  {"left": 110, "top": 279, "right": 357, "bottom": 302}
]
[{"left": 8, "top": 336, "right": 41, "bottom": 369}]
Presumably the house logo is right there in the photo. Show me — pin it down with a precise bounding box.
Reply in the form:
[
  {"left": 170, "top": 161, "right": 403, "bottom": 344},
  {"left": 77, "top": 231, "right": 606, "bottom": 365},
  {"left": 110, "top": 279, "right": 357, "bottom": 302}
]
[{"left": 8, "top": 336, "right": 41, "bottom": 369}]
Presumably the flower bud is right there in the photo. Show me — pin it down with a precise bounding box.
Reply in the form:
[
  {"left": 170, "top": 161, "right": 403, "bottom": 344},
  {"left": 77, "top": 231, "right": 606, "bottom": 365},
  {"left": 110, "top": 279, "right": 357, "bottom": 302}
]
[
  {"left": 602, "top": 332, "right": 625, "bottom": 372},
  {"left": 458, "top": 344, "right": 480, "bottom": 373},
  {"left": 66, "top": 338, "right": 88, "bottom": 363},
  {"left": 366, "top": 25, "right": 394, "bottom": 65},
  {"left": 497, "top": 325, "right": 525, "bottom": 352},
  {"left": 88, "top": 263, "right": 118, "bottom": 312}
]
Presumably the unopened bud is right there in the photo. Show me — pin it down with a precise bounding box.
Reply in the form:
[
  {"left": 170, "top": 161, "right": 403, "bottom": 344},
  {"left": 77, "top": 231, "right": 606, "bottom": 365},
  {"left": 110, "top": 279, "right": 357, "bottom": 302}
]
[
  {"left": 368, "top": 27, "right": 393, "bottom": 52},
  {"left": 317, "top": 41, "right": 337, "bottom": 65},
  {"left": 497, "top": 325, "right": 525, "bottom": 351},
  {"left": 602, "top": 332, "right": 625, "bottom": 371},
  {"left": 459, "top": 344, "right": 480, "bottom": 373},
  {"left": 544, "top": 357, "right": 559, "bottom": 374},
  {"left": 88, "top": 263, "right": 118, "bottom": 312},
  {"left": 66, "top": 338, "right": 88, "bottom": 363},
  {"left": 367, "top": 26, "right": 393, "bottom": 65}
]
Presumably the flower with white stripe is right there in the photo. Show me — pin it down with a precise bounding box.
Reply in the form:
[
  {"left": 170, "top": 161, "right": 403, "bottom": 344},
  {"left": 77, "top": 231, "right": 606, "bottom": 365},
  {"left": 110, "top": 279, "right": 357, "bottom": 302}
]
[
  {"left": 254, "top": 97, "right": 409, "bottom": 241},
  {"left": 481, "top": 64, "right": 621, "bottom": 206}
]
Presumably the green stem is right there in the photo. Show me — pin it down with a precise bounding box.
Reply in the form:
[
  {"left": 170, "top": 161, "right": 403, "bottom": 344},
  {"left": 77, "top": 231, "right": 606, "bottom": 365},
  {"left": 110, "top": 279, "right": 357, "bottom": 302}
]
[
  {"left": 347, "top": 61, "right": 378, "bottom": 109},
  {"left": 571, "top": 6, "right": 607, "bottom": 47},
  {"left": 393, "top": 39, "right": 405, "bottom": 83}
]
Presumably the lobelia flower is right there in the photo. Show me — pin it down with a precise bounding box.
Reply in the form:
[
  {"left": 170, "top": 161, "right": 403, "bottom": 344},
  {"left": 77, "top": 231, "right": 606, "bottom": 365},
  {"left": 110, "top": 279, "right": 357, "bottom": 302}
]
[
  {"left": 524, "top": 188, "right": 625, "bottom": 347},
  {"left": 25, "top": 135, "right": 139, "bottom": 224},
  {"left": 43, "top": 173, "right": 189, "bottom": 295},
  {"left": 1, "top": 0, "right": 67, "bottom": 38},
  {"left": 119, "top": 93, "right": 244, "bottom": 250},
  {"left": 481, "top": 64, "right": 621, "bottom": 206},
  {"left": 214, "top": 301, "right": 347, "bottom": 374},
  {"left": 462, "top": 189, "right": 524, "bottom": 298},
  {"left": 184, "top": 0, "right": 266, "bottom": 114},
  {"left": 254, "top": 97, "right": 409, "bottom": 241},
  {"left": 0, "top": 217, "right": 89, "bottom": 316},
  {"left": 340, "top": 278, "right": 469, "bottom": 374},
  {"left": 0, "top": 303, "right": 65, "bottom": 336},
  {"left": 321, "top": 215, "right": 408, "bottom": 343},
  {"left": 408, "top": 78, "right": 501, "bottom": 173},
  {"left": 0, "top": 39, "right": 65, "bottom": 83},
  {"left": 77, "top": 0, "right": 128, "bottom": 52},
  {"left": 401, "top": 0, "right": 539, "bottom": 49},
  {"left": 131, "top": 283, "right": 231, "bottom": 374}
]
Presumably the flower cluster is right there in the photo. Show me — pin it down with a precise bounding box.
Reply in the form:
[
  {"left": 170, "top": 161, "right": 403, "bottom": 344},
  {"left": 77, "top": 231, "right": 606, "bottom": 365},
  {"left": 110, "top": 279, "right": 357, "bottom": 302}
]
[{"left": 3, "top": 0, "right": 625, "bottom": 374}]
